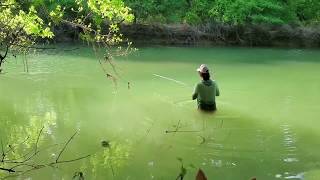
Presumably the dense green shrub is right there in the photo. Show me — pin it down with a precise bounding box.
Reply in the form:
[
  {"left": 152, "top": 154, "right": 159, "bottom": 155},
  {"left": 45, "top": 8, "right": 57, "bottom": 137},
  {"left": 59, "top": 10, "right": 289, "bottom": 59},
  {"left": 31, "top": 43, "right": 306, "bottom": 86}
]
[{"left": 124, "top": 0, "right": 320, "bottom": 25}]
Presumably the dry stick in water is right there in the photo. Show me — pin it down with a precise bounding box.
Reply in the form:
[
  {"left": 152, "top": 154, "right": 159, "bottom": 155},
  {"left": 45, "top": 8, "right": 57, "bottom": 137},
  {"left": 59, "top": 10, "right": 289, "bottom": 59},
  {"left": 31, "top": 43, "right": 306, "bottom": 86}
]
[
  {"left": 1, "top": 129, "right": 90, "bottom": 179},
  {"left": 0, "top": 167, "right": 15, "bottom": 173},
  {"left": 34, "top": 126, "right": 44, "bottom": 154},
  {"left": 2, "top": 137, "right": 48, "bottom": 163},
  {"left": 136, "top": 117, "right": 155, "bottom": 144},
  {"left": 0, "top": 128, "right": 47, "bottom": 173},
  {"left": 1, "top": 127, "right": 44, "bottom": 165},
  {"left": 166, "top": 130, "right": 200, "bottom": 133},
  {"left": 56, "top": 131, "right": 78, "bottom": 163},
  {"left": 108, "top": 148, "right": 115, "bottom": 178},
  {"left": 165, "top": 120, "right": 200, "bottom": 134}
]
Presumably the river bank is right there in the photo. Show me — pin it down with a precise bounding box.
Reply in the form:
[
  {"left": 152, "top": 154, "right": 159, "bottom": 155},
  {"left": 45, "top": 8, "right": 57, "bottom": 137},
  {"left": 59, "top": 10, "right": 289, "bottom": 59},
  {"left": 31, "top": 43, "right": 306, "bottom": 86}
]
[
  {"left": 53, "top": 23, "right": 320, "bottom": 48},
  {"left": 120, "top": 23, "right": 320, "bottom": 48}
]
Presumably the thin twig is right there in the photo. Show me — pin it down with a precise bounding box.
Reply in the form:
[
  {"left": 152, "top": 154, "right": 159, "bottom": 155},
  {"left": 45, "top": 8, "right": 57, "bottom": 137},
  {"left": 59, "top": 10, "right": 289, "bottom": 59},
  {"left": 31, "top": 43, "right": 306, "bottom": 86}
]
[
  {"left": 107, "top": 148, "right": 115, "bottom": 178},
  {"left": 1, "top": 139, "right": 4, "bottom": 162},
  {"left": 3, "top": 127, "right": 43, "bottom": 164},
  {"left": 9, "top": 44, "right": 56, "bottom": 50},
  {"left": 53, "top": 154, "right": 90, "bottom": 164},
  {"left": 56, "top": 131, "right": 78, "bottom": 163},
  {"left": 165, "top": 130, "right": 200, "bottom": 133},
  {"left": 1, "top": 129, "right": 91, "bottom": 179},
  {"left": 3, "top": 142, "right": 62, "bottom": 163},
  {"left": 34, "top": 126, "right": 44, "bottom": 154},
  {"left": 0, "top": 167, "right": 15, "bottom": 173}
]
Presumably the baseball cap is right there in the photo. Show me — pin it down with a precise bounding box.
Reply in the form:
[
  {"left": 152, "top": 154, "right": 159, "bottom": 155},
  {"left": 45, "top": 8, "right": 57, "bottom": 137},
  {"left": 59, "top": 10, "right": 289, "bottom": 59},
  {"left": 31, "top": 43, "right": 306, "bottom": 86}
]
[{"left": 197, "top": 64, "right": 209, "bottom": 73}]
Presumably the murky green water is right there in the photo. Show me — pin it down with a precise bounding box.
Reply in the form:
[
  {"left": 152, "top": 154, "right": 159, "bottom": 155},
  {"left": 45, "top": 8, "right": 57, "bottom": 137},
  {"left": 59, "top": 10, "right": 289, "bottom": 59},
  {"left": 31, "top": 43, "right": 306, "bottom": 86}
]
[{"left": 1, "top": 45, "right": 320, "bottom": 180}]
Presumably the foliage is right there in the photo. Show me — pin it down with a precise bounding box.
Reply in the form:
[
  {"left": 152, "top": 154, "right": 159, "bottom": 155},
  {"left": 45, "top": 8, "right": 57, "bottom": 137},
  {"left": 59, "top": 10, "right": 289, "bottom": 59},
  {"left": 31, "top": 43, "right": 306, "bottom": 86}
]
[
  {"left": 0, "top": 0, "right": 53, "bottom": 70},
  {"left": 124, "top": 0, "right": 188, "bottom": 23},
  {"left": 296, "top": 0, "right": 320, "bottom": 25},
  {"left": 209, "top": 0, "right": 288, "bottom": 25},
  {"left": 0, "top": 0, "right": 135, "bottom": 80},
  {"left": 1, "top": 0, "right": 319, "bottom": 70},
  {"left": 124, "top": 0, "right": 320, "bottom": 25}
]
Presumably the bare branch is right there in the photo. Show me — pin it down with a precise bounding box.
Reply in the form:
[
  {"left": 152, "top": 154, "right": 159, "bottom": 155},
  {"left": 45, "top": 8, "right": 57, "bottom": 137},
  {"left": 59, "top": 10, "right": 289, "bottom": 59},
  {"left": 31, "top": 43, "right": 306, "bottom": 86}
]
[
  {"left": 1, "top": 130, "right": 90, "bottom": 179},
  {"left": 62, "top": 20, "right": 97, "bottom": 34},
  {"left": 34, "top": 126, "right": 44, "bottom": 154},
  {"left": 56, "top": 131, "right": 78, "bottom": 163},
  {"left": 3, "top": 127, "right": 44, "bottom": 164},
  {"left": 0, "top": 167, "right": 15, "bottom": 173},
  {"left": 9, "top": 43, "right": 56, "bottom": 50},
  {"left": 6, "top": 163, "right": 38, "bottom": 171},
  {"left": 52, "top": 154, "right": 91, "bottom": 164},
  {"left": 4, "top": 143, "right": 61, "bottom": 164},
  {"left": 0, "top": 45, "right": 9, "bottom": 64},
  {"left": 1, "top": 139, "right": 5, "bottom": 162},
  {"left": 0, "top": 3, "right": 15, "bottom": 8}
]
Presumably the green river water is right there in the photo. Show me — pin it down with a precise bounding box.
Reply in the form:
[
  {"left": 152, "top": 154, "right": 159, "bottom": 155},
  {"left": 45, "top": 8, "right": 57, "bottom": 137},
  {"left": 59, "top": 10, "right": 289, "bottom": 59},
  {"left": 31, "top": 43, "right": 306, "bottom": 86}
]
[{"left": 0, "top": 45, "right": 320, "bottom": 180}]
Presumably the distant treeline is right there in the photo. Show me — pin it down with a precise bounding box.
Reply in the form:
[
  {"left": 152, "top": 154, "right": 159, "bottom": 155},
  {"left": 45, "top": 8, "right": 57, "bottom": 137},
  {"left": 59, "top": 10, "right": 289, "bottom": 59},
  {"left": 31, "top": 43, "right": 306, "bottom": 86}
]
[
  {"left": 121, "top": 0, "right": 320, "bottom": 47},
  {"left": 120, "top": 23, "right": 320, "bottom": 47},
  {"left": 22, "top": 0, "right": 320, "bottom": 47},
  {"left": 124, "top": 0, "right": 320, "bottom": 25}
]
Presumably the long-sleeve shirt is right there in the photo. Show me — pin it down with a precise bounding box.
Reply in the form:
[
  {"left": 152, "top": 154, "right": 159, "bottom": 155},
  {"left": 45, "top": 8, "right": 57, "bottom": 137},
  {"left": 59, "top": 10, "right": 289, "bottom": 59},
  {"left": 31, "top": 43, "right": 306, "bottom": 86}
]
[{"left": 192, "top": 79, "right": 220, "bottom": 105}]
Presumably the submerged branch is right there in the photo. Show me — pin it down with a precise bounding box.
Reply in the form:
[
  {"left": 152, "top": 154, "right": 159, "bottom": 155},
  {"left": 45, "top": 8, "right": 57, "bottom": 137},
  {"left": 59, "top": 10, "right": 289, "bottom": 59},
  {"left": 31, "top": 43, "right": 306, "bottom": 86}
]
[
  {"left": 56, "top": 131, "right": 78, "bottom": 163},
  {"left": 165, "top": 130, "right": 200, "bottom": 133},
  {"left": 0, "top": 167, "right": 15, "bottom": 173},
  {"left": 53, "top": 154, "right": 91, "bottom": 164},
  {"left": 0, "top": 128, "right": 90, "bottom": 178},
  {"left": 34, "top": 126, "right": 44, "bottom": 154}
]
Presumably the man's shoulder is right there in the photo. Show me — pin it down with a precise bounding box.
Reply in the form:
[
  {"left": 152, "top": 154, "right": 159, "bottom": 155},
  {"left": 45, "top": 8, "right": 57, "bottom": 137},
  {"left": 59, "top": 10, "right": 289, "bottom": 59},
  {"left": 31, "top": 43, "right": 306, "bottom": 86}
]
[
  {"left": 194, "top": 81, "right": 202, "bottom": 85},
  {"left": 196, "top": 82, "right": 204, "bottom": 87},
  {"left": 211, "top": 80, "right": 218, "bottom": 85},
  {"left": 194, "top": 82, "right": 203, "bottom": 90}
]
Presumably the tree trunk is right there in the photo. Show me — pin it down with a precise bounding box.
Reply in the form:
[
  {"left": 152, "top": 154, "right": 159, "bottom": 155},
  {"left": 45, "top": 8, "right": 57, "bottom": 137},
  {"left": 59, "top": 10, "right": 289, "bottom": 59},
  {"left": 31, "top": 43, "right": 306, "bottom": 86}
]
[{"left": 0, "top": 45, "right": 9, "bottom": 70}]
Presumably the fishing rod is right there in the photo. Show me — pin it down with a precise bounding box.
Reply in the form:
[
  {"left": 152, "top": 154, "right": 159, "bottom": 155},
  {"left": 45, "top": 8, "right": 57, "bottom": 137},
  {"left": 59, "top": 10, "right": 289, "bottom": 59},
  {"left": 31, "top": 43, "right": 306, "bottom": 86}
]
[
  {"left": 152, "top": 73, "right": 192, "bottom": 87},
  {"left": 173, "top": 99, "right": 193, "bottom": 104},
  {"left": 151, "top": 74, "right": 193, "bottom": 105},
  {"left": 152, "top": 73, "right": 230, "bottom": 107}
]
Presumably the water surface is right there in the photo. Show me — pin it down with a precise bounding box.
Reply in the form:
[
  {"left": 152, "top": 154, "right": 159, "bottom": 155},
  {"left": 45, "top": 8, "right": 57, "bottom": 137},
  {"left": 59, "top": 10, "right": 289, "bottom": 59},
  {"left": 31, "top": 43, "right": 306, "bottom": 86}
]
[{"left": 0, "top": 45, "right": 320, "bottom": 180}]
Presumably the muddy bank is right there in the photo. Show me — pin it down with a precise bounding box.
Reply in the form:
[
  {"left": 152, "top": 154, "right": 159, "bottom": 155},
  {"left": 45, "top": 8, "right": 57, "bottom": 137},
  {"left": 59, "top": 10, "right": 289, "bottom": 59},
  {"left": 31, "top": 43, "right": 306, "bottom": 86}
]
[
  {"left": 120, "top": 23, "right": 320, "bottom": 48},
  {"left": 53, "top": 23, "right": 320, "bottom": 48}
]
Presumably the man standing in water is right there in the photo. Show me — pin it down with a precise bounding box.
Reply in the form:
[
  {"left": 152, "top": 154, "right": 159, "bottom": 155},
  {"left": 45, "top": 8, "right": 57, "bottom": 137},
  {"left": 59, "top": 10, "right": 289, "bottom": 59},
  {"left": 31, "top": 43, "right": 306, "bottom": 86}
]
[{"left": 192, "top": 64, "right": 220, "bottom": 111}]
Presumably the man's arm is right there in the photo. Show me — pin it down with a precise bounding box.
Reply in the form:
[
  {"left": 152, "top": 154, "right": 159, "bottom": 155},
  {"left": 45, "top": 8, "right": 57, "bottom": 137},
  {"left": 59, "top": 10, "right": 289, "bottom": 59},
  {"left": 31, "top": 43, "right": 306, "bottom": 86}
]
[
  {"left": 192, "top": 84, "right": 198, "bottom": 100},
  {"left": 216, "top": 84, "right": 220, "bottom": 96}
]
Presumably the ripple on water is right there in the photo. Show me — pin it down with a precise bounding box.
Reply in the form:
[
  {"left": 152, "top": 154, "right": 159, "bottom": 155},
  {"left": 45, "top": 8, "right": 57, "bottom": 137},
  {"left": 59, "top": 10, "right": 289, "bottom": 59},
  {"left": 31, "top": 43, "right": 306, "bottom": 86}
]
[
  {"left": 281, "top": 124, "right": 299, "bottom": 164},
  {"left": 275, "top": 172, "right": 304, "bottom": 179},
  {"left": 201, "top": 159, "right": 237, "bottom": 168}
]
